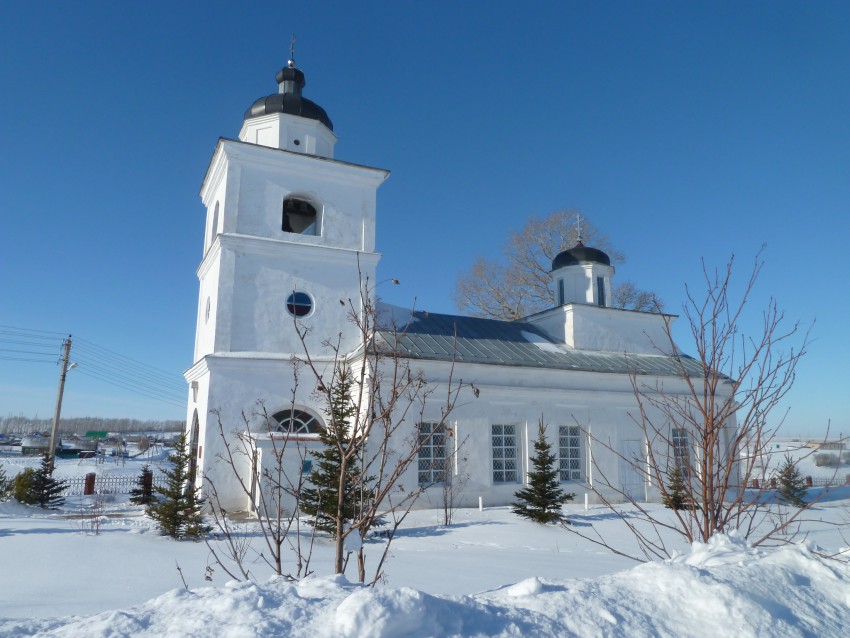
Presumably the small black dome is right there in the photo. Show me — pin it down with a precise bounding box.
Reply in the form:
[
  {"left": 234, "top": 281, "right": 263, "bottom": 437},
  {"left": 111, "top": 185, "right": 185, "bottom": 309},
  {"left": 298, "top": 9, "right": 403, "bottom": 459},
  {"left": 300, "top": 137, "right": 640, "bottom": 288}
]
[
  {"left": 551, "top": 242, "right": 611, "bottom": 270},
  {"left": 244, "top": 64, "right": 333, "bottom": 131}
]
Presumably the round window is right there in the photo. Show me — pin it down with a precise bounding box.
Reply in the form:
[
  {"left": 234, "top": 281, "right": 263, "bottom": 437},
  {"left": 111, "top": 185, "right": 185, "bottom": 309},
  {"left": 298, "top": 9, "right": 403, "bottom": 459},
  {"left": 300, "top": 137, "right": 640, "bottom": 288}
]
[{"left": 286, "top": 291, "right": 313, "bottom": 318}]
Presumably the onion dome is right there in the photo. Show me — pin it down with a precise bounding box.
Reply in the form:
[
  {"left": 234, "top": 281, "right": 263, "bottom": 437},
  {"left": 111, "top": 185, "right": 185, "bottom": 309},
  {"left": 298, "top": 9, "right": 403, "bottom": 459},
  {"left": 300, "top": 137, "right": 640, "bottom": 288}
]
[
  {"left": 244, "top": 62, "right": 333, "bottom": 131},
  {"left": 551, "top": 242, "right": 611, "bottom": 270}
]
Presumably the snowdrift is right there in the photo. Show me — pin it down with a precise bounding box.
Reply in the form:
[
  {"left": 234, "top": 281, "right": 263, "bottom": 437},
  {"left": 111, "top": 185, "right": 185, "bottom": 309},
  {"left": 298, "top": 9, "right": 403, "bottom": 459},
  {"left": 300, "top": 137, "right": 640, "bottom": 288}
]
[{"left": 3, "top": 533, "right": 849, "bottom": 637}]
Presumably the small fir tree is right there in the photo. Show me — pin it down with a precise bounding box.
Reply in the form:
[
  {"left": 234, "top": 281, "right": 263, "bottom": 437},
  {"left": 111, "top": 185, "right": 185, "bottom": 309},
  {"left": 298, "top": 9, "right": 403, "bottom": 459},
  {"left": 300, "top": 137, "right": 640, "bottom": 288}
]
[
  {"left": 512, "top": 419, "right": 574, "bottom": 524},
  {"left": 776, "top": 454, "right": 807, "bottom": 507},
  {"left": 13, "top": 454, "right": 66, "bottom": 508},
  {"left": 129, "top": 464, "right": 155, "bottom": 506},
  {"left": 662, "top": 463, "right": 696, "bottom": 510},
  {"left": 0, "top": 464, "right": 10, "bottom": 500},
  {"left": 300, "top": 368, "right": 371, "bottom": 537},
  {"left": 13, "top": 468, "right": 36, "bottom": 504},
  {"left": 147, "top": 433, "right": 206, "bottom": 539}
]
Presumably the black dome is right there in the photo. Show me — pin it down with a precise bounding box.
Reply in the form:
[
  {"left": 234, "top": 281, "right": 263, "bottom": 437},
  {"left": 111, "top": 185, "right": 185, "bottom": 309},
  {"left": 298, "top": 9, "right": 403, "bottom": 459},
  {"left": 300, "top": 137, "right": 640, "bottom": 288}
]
[
  {"left": 551, "top": 242, "right": 611, "bottom": 270},
  {"left": 244, "top": 64, "right": 333, "bottom": 131}
]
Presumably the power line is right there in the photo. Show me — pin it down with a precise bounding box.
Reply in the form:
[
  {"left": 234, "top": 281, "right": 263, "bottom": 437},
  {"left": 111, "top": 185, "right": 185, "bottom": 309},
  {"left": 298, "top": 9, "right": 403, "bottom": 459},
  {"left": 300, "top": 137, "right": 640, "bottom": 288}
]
[
  {"left": 0, "top": 325, "right": 187, "bottom": 410},
  {"left": 0, "top": 348, "right": 61, "bottom": 355},
  {"left": 75, "top": 369, "right": 186, "bottom": 408},
  {"left": 72, "top": 359, "right": 186, "bottom": 404},
  {"left": 0, "top": 355, "right": 59, "bottom": 363},
  {"left": 0, "top": 325, "right": 67, "bottom": 337},
  {"left": 75, "top": 336, "right": 185, "bottom": 380},
  {"left": 73, "top": 341, "right": 183, "bottom": 391}
]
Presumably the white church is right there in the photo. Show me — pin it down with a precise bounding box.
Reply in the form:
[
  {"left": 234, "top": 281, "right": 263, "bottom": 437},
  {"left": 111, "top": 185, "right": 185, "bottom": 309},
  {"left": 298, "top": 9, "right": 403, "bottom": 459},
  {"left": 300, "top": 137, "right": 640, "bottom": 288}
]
[{"left": 183, "top": 60, "right": 736, "bottom": 515}]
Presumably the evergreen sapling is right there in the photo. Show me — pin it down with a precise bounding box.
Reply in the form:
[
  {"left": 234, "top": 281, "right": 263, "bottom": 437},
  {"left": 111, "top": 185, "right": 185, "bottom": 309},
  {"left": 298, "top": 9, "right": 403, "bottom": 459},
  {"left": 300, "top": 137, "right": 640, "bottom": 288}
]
[
  {"left": 300, "top": 368, "right": 372, "bottom": 537},
  {"left": 13, "top": 454, "right": 67, "bottom": 509},
  {"left": 147, "top": 433, "right": 206, "bottom": 539},
  {"left": 0, "top": 464, "right": 10, "bottom": 500},
  {"left": 512, "top": 419, "right": 574, "bottom": 524},
  {"left": 129, "top": 464, "right": 155, "bottom": 506},
  {"left": 662, "top": 463, "right": 696, "bottom": 510},
  {"left": 776, "top": 454, "right": 807, "bottom": 507}
]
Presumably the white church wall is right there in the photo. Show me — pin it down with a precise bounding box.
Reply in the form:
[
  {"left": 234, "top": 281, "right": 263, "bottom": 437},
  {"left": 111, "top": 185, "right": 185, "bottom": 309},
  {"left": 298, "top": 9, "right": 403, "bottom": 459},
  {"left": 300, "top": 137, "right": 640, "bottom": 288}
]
[
  {"left": 224, "top": 242, "right": 378, "bottom": 357},
  {"left": 366, "top": 358, "right": 691, "bottom": 508},
  {"left": 529, "top": 304, "right": 674, "bottom": 354},
  {"left": 197, "top": 355, "right": 335, "bottom": 513},
  {"left": 565, "top": 304, "right": 674, "bottom": 354},
  {"left": 238, "top": 112, "right": 338, "bottom": 158},
  {"left": 216, "top": 142, "right": 384, "bottom": 252},
  {"left": 564, "top": 265, "right": 592, "bottom": 304},
  {"left": 194, "top": 251, "right": 222, "bottom": 360},
  {"left": 184, "top": 364, "right": 211, "bottom": 493},
  {"left": 252, "top": 434, "right": 326, "bottom": 517},
  {"left": 203, "top": 182, "right": 228, "bottom": 255}
]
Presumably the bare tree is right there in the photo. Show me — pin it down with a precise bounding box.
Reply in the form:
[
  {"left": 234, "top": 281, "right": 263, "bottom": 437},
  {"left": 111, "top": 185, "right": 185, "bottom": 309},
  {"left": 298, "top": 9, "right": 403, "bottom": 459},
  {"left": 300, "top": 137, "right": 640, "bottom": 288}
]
[
  {"left": 204, "top": 397, "right": 318, "bottom": 581},
  {"left": 294, "top": 274, "right": 473, "bottom": 584},
  {"left": 454, "top": 210, "right": 657, "bottom": 319},
  {"left": 440, "top": 426, "right": 469, "bottom": 527},
  {"left": 572, "top": 253, "right": 812, "bottom": 560}
]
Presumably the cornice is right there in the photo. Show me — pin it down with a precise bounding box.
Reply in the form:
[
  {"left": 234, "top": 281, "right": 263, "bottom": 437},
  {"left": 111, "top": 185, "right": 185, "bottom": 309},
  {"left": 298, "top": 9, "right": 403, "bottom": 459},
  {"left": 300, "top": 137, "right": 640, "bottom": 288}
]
[
  {"left": 218, "top": 138, "right": 389, "bottom": 188},
  {"left": 217, "top": 233, "right": 381, "bottom": 265}
]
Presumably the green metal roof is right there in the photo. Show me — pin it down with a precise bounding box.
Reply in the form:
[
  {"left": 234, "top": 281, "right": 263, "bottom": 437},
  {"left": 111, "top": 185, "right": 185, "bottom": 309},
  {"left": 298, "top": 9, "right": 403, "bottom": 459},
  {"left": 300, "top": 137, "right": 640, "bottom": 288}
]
[{"left": 376, "top": 306, "right": 704, "bottom": 378}]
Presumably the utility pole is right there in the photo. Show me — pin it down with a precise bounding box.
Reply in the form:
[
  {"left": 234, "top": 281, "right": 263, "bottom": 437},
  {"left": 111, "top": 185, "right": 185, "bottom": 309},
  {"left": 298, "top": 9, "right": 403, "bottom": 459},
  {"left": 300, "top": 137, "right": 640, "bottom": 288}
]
[{"left": 48, "top": 335, "right": 72, "bottom": 474}]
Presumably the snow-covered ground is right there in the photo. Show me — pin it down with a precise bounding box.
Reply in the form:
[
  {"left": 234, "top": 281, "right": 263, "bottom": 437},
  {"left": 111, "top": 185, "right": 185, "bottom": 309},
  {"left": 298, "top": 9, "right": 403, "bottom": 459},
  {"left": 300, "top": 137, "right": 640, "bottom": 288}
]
[{"left": 1, "top": 443, "right": 850, "bottom": 636}]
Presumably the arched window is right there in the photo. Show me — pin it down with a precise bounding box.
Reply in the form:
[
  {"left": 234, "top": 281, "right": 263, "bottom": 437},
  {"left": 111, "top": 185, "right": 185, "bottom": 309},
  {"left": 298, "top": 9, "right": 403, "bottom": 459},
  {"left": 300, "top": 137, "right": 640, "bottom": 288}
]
[
  {"left": 209, "top": 201, "right": 220, "bottom": 249},
  {"left": 282, "top": 197, "right": 318, "bottom": 235},
  {"left": 188, "top": 410, "right": 200, "bottom": 479},
  {"left": 271, "top": 408, "right": 323, "bottom": 435}
]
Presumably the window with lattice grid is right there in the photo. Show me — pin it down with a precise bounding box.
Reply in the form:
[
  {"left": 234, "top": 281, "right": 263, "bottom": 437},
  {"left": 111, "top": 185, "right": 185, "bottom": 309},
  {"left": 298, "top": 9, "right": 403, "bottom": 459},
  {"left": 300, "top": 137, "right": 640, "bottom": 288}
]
[
  {"left": 417, "top": 422, "right": 446, "bottom": 485},
  {"left": 559, "top": 425, "right": 582, "bottom": 481},
  {"left": 672, "top": 428, "right": 690, "bottom": 478},
  {"left": 491, "top": 424, "right": 518, "bottom": 483},
  {"left": 271, "top": 409, "right": 322, "bottom": 435}
]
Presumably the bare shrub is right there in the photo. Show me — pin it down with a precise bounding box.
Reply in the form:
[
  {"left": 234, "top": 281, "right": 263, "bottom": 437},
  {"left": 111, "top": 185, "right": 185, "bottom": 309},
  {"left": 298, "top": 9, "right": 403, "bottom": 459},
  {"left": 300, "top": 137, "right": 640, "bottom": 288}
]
[
  {"left": 78, "top": 495, "right": 106, "bottom": 535},
  {"left": 814, "top": 453, "right": 838, "bottom": 467},
  {"left": 294, "top": 272, "right": 472, "bottom": 583},
  {"left": 571, "top": 253, "right": 813, "bottom": 560}
]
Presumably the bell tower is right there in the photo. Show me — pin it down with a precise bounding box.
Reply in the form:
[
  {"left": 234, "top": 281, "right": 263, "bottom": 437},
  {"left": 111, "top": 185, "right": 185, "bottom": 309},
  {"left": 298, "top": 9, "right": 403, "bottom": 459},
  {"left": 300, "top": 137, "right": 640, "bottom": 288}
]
[{"left": 184, "top": 60, "right": 389, "bottom": 512}]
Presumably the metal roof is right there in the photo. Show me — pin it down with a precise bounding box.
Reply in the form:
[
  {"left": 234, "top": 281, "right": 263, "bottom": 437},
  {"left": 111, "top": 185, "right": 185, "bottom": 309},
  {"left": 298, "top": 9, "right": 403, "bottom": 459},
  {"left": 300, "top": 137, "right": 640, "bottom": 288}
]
[
  {"left": 376, "top": 306, "right": 704, "bottom": 378},
  {"left": 244, "top": 64, "right": 333, "bottom": 131}
]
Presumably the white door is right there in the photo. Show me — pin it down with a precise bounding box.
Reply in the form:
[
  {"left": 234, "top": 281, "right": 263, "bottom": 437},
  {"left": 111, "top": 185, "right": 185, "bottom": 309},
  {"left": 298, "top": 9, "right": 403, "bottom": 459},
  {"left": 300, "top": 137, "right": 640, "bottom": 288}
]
[{"left": 619, "top": 440, "right": 645, "bottom": 501}]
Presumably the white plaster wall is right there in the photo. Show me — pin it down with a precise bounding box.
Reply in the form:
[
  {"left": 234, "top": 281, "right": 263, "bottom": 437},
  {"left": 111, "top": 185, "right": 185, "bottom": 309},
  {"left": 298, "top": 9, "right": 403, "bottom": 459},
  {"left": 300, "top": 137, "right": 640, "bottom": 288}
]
[
  {"left": 238, "top": 112, "right": 338, "bottom": 158},
  {"left": 565, "top": 304, "right": 675, "bottom": 354},
  {"left": 183, "top": 363, "right": 211, "bottom": 493},
  {"left": 190, "top": 348, "right": 734, "bottom": 513},
  {"left": 528, "top": 303, "right": 676, "bottom": 354},
  {"left": 551, "top": 263, "right": 613, "bottom": 306},
  {"left": 224, "top": 241, "right": 378, "bottom": 357},
  {"left": 357, "top": 358, "right": 704, "bottom": 509},
  {"left": 196, "top": 355, "right": 337, "bottom": 513},
  {"left": 203, "top": 180, "right": 228, "bottom": 255},
  {"left": 194, "top": 251, "right": 222, "bottom": 360},
  {"left": 252, "top": 435, "right": 326, "bottom": 516},
  {"left": 219, "top": 141, "right": 385, "bottom": 253}
]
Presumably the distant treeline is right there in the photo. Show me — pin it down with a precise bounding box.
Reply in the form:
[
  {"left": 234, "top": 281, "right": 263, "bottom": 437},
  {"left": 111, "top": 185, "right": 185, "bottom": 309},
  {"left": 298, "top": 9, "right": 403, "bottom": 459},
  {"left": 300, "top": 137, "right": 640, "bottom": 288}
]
[{"left": 0, "top": 415, "right": 184, "bottom": 435}]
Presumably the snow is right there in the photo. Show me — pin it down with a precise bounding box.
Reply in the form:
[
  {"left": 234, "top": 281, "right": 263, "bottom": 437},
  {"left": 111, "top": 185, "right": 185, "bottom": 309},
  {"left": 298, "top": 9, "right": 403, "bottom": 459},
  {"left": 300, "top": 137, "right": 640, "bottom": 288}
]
[
  {"left": 2, "top": 531, "right": 849, "bottom": 637},
  {"left": 520, "top": 330, "right": 563, "bottom": 353},
  {"left": 2, "top": 448, "right": 850, "bottom": 636}
]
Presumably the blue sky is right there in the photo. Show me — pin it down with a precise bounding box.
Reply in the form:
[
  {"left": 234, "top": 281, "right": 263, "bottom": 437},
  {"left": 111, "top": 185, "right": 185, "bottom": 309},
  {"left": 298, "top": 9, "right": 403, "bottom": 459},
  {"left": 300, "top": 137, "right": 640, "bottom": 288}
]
[{"left": 0, "top": 2, "right": 847, "bottom": 437}]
